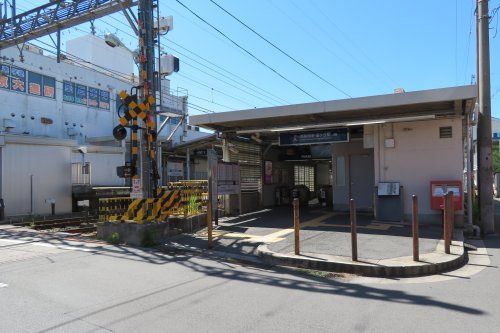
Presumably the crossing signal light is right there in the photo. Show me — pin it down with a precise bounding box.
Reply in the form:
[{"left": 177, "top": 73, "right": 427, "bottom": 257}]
[{"left": 113, "top": 125, "right": 127, "bottom": 141}]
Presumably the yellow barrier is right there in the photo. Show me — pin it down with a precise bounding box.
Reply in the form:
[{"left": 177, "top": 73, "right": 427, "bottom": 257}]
[{"left": 100, "top": 180, "right": 209, "bottom": 223}]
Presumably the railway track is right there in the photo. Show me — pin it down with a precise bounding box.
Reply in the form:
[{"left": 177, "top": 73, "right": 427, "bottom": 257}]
[{"left": 11, "top": 215, "right": 98, "bottom": 234}]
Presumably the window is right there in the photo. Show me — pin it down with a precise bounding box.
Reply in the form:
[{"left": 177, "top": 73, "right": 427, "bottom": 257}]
[
  {"left": 439, "top": 126, "right": 452, "bottom": 138},
  {"left": 294, "top": 165, "right": 315, "bottom": 192},
  {"left": 336, "top": 156, "right": 346, "bottom": 186}
]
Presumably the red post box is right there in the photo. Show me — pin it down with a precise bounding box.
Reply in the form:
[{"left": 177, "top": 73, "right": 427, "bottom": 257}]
[{"left": 430, "top": 180, "right": 462, "bottom": 211}]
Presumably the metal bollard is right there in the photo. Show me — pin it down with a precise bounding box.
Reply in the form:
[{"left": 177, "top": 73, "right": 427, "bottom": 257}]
[
  {"left": 443, "top": 193, "right": 451, "bottom": 254},
  {"left": 448, "top": 191, "right": 455, "bottom": 247},
  {"left": 207, "top": 200, "right": 213, "bottom": 249},
  {"left": 412, "top": 195, "right": 419, "bottom": 261},
  {"left": 350, "top": 199, "right": 358, "bottom": 261},
  {"left": 293, "top": 198, "right": 300, "bottom": 255}
]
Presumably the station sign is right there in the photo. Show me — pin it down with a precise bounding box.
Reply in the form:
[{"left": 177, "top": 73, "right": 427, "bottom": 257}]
[{"left": 279, "top": 128, "right": 349, "bottom": 146}]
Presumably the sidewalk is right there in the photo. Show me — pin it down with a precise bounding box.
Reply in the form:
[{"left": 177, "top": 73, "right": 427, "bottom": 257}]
[{"left": 162, "top": 207, "right": 466, "bottom": 277}]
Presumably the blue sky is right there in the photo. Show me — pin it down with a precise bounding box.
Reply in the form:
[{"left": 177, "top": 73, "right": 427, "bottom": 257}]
[{"left": 15, "top": 0, "right": 500, "bottom": 117}]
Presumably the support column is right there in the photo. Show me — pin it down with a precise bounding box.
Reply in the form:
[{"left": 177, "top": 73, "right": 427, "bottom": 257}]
[{"left": 477, "top": 0, "right": 494, "bottom": 234}]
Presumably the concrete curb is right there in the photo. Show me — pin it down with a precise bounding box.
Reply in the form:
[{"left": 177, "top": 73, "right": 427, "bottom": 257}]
[{"left": 255, "top": 230, "right": 468, "bottom": 278}]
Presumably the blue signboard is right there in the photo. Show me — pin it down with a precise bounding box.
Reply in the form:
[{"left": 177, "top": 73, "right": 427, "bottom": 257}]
[
  {"left": 10, "top": 66, "right": 26, "bottom": 92},
  {"left": 63, "top": 81, "right": 75, "bottom": 103},
  {"left": 88, "top": 87, "right": 99, "bottom": 107},
  {"left": 99, "top": 89, "right": 110, "bottom": 109},
  {"left": 42, "top": 76, "right": 56, "bottom": 99},
  {"left": 0, "top": 64, "right": 9, "bottom": 89},
  {"left": 75, "top": 84, "right": 87, "bottom": 105},
  {"left": 28, "top": 71, "right": 42, "bottom": 96},
  {"left": 279, "top": 128, "right": 349, "bottom": 146}
]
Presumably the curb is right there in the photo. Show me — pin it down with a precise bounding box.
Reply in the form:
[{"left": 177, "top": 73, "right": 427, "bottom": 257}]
[{"left": 255, "top": 231, "right": 468, "bottom": 278}]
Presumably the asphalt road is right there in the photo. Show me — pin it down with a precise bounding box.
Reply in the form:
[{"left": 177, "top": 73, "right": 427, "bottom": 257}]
[{"left": 1, "top": 232, "right": 499, "bottom": 333}]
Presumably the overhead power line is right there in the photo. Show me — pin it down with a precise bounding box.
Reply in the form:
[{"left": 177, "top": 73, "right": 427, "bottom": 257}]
[
  {"left": 208, "top": 0, "right": 351, "bottom": 99},
  {"left": 174, "top": 0, "right": 319, "bottom": 101},
  {"left": 93, "top": 11, "right": 290, "bottom": 106}
]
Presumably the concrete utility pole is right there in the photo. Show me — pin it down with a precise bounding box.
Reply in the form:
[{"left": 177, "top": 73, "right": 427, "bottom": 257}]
[
  {"left": 477, "top": 0, "right": 495, "bottom": 234},
  {"left": 137, "top": 0, "right": 158, "bottom": 198}
]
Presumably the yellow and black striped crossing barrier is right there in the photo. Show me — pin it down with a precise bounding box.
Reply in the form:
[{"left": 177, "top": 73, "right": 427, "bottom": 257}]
[{"left": 100, "top": 181, "right": 209, "bottom": 223}]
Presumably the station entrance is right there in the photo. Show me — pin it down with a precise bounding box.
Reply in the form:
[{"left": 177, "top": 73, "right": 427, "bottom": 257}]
[{"left": 262, "top": 126, "right": 374, "bottom": 212}]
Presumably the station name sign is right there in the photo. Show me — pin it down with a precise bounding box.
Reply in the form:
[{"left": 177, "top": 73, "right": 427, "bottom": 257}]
[{"left": 279, "top": 128, "right": 349, "bottom": 146}]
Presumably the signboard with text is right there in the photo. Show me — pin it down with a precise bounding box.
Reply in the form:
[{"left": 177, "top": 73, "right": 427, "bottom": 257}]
[
  {"left": 75, "top": 84, "right": 87, "bottom": 105},
  {"left": 63, "top": 81, "right": 75, "bottom": 102},
  {"left": 279, "top": 128, "right": 349, "bottom": 146},
  {"left": 131, "top": 178, "right": 143, "bottom": 199},
  {"left": 217, "top": 162, "right": 240, "bottom": 195},
  {"left": 10, "top": 66, "right": 26, "bottom": 92}
]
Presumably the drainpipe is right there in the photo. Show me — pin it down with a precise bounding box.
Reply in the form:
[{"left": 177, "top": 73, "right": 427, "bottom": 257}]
[{"left": 30, "top": 174, "right": 34, "bottom": 215}]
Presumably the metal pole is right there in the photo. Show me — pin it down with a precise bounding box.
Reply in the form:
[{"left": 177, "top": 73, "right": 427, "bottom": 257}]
[
  {"left": 186, "top": 148, "right": 190, "bottom": 180},
  {"left": 467, "top": 113, "right": 474, "bottom": 227},
  {"left": 293, "top": 198, "right": 300, "bottom": 255},
  {"left": 207, "top": 199, "right": 213, "bottom": 249},
  {"left": 412, "top": 195, "right": 419, "bottom": 261},
  {"left": 56, "top": 27, "right": 61, "bottom": 63},
  {"left": 350, "top": 198, "right": 358, "bottom": 261},
  {"left": 477, "top": 0, "right": 494, "bottom": 234}
]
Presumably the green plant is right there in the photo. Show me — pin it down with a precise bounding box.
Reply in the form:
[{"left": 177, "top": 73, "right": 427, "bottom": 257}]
[
  {"left": 141, "top": 230, "right": 157, "bottom": 247},
  {"left": 188, "top": 196, "right": 198, "bottom": 215},
  {"left": 109, "top": 232, "right": 120, "bottom": 245}
]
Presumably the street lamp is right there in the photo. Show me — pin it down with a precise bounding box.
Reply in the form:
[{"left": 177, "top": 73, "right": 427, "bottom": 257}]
[{"left": 104, "top": 32, "right": 140, "bottom": 64}]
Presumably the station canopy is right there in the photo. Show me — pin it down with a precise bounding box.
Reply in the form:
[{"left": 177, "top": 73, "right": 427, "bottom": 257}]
[{"left": 190, "top": 85, "right": 477, "bottom": 138}]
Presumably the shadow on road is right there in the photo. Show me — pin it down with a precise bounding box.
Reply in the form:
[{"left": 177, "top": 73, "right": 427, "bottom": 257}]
[{"left": 0, "top": 226, "right": 486, "bottom": 333}]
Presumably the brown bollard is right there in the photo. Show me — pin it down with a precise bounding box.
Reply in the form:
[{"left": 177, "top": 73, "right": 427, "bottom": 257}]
[
  {"left": 443, "top": 193, "right": 451, "bottom": 254},
  {"left": 448, "top": 191, "right": 454, "bottom": 247},
  {"left": 412, "top": 195, "right": 419, "bottom": 261},
  {"left": 293, "top": 198, "right": 300, "bottom": 255},
  {"left": 350, "top": 199, "right": 358, "bottom": 261},
  {"left": 207, "top": 200, "right": 213, "bottom": 249}
]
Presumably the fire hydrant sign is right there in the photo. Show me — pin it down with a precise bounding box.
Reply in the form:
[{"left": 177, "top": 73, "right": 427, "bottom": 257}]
[{"left": 131, "top": 179, "right": 143, "bottom": 199}]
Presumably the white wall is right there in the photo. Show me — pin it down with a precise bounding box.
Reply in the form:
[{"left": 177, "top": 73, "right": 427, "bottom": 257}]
[
  {"left": 1, "top": 136, "right": 73, "bottom": 216},
  {"left": 374, "top": 118, "right": 464, "bottom": 218},
  {"left": 66, "top": 35, "right": 134, "bottom": 78},
  {"left": 71, "top": 147, "right": 125, "bottom": 186}
]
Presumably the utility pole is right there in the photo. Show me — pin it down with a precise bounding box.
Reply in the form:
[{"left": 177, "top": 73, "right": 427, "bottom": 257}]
[
  {"left": 477, "top": 0, "right": 495, "bottom": 234},
  {"left": 137, "top": 0, "right": 158, "bottom": 198}
]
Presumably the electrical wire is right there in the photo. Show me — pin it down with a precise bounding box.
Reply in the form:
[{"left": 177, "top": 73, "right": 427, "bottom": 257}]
[
  {"left": 174, "top": 0, "right": 319, "bottom": 101},
  {"left": 91, "top": 8, "right": 291, "bottom": 105},
  {"left": 208, "top": 0, "right": 351, "bottom": 98}
]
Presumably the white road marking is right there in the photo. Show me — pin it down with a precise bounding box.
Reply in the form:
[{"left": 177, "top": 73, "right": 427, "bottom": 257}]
[{"left": 0, "top": 283, "right": 8, "bottom": 288}]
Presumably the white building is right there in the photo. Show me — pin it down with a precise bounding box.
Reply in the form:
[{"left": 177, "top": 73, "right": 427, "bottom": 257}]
[{"left": 0, "top": 35, "right": 208, "bottom": 217}]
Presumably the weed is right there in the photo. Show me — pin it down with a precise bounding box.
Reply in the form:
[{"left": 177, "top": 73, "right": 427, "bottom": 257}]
[
  {"left": 141, "top": 229, "right": 157, "bottom": 247},
  {"left": 109, "top": 232, "right": 120, "bottom": 245}
]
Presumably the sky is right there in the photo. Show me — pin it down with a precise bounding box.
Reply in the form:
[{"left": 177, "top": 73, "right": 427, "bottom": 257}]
[{"left": 12, "top": 0, "right": 500, "bottom": 117}]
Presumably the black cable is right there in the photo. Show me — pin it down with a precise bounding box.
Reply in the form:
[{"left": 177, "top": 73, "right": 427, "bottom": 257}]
[
  {"left": 174, "top": 0, "right": 319, "bottom": 101},
  {"left": 208, "top": 0, "right": 351, "bottom": 98}
]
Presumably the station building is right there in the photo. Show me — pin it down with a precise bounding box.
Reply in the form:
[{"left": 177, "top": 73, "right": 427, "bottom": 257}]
[
  {"left": 0, "top": 35, "right": 208, "bottom": 217},
  {"left": 190, "top": 85, "right": 477, "bottom": 224}
]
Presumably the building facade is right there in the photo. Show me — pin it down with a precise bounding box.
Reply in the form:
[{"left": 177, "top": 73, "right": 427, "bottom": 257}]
[{"left": 0, "top": 35, "right": 208, "bottom": 217}]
